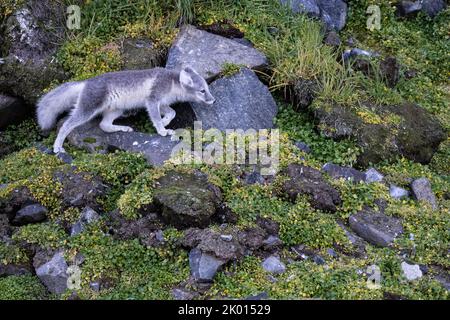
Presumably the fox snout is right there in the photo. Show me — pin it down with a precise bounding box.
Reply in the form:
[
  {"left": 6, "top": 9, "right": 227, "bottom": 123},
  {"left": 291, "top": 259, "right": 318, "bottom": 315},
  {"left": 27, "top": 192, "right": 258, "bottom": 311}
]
[{"left": 205, "top": 96, "right": 216, "bottom": 105}]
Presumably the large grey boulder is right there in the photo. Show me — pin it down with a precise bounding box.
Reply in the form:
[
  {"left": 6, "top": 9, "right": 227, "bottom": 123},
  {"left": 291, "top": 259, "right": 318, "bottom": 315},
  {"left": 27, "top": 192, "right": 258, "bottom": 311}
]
[
  {"left": 34, "top": 251, "right": 69, "bottom": 295},
  {"left": 188, "top": 68, "right": 278, "bottom": 131},
  {"left": 349, "top": 208, "right": 403, "bottom": 247},
  {"left": 166, "top": 25, "right": 268, "bottom": 81},
  {"left": 410, "top": 177, "right": 438, "bottom": 210},
  {"left": 0, "top": 95, "right": 29, "bottom": 129},
  {"left": 65, "top": 119, "right": 180, "bottom": 167},
  {"left": 280, "top": 0, "right": 348, "bottom": 31}
]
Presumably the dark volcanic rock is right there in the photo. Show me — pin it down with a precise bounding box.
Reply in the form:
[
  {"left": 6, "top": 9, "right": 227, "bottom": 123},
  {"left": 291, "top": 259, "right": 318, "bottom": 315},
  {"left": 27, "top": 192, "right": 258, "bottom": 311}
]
[
  {"left": 322, "top": 163, "right": 366, "bottom": 183},
  {"left": 182, "top": 228, "right": 245, "bottom": 262},
  {"left": 380, "top": 56, "right": 400, "bottom": 88},
  {"left": 0, "top": 186, "right": 40, "bottom": 220},
  {"left": 53, "top": 167, "right": 109, "bottom": 212},
  {"left": 0, "top": 214, "right": 13, "bottom": 240},
  {"left": 410, "top": 177, "right": 438, "bottom": 210},
  {"left": 237, "top": 227, "right": 267, "bottom": 251},
  {"left": 166, "top": 25, "right": 267, "bottom": 81},
  {"left": 349, "top": 208, "right": 403, "bottom": 247},
  {"left": 0, "top": 95, "right": 29, "bottom": 129},
  {"left": 292, "top": 78, "right": 320, "bottom": 109},
  {"left": 0, "top": 262, "right": 32, "bottom": 277},
  {"left": 11, "top": 204, "right": 47, "bottom": 226},
  {"left": 281, "top": 164, "right": 342, "bottom": 212},
  {"left": 108, "top": 212, "right": 165, "bottom": 247},
  {"left": 313, "top": 102, "right": 446, "bottom": 166},
  {"left": 316, "top": 0, "right": 348, "bottom": 31},
  {"left": 188, "top": 68, "right": 278, "bottom": 131},
  {"left": 324, "top": 31, "right": 341, "bottom": 47},
  {"left": 153, "top": 170, "right": 222, "bottom": 229}
]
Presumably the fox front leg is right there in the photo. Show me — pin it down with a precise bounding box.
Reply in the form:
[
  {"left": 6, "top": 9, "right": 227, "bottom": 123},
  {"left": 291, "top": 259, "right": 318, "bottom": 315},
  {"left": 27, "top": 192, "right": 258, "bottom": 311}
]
[
  {"left": 160, "top": 105, "right": 176, "bottom": 127},
  {"left": 146, "top": 101, "right": 174, "bottom": 137}
]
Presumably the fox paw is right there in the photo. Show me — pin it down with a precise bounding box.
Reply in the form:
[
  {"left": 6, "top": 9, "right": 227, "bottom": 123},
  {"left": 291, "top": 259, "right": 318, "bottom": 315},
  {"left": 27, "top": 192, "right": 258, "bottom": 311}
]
[
  {"left": 158, "top": 129, "right": 175, "bottom": 137},
  {"left": 118, "top": 126, "right": 133, "bottom": 133},
  {"left": 53, "top": 146, "right": 66, "bottom": 154}
]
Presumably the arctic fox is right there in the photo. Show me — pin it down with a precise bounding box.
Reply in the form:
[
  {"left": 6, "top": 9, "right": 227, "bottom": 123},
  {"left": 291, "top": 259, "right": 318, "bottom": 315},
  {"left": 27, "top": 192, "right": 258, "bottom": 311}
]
[{"left": 36, "top": 67, "right": 215, "bottom": 154}]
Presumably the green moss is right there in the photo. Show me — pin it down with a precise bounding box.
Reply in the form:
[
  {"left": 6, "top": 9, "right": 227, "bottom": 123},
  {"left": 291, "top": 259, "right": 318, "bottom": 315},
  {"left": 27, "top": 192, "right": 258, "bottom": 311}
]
[
  {"left": 0, "top": 242, "right": 29, "bottom": 266},
  {"left": 0, "top": 119, "right": 42, "bottom": 154},
  {"left": 0, "top": 147, "right": 63, "bottom": 184},
  {"left": 0, "top": 275, "right": 47, "bottom": 300},
  {"left": 57, "top": 36, "right": 122, "bottom": 81},
  {"left": 386, "top": 202, "right": 449, "bottom": 267},
  {"left": 12, "top": 223, "right": 68, "bottom": 250},
  {"left": 275, "top": 103, "right": 361, "bottom": 166},
  {"left": 331, "top": 180, "right": 390, "bottom": 219},
  {"left": 279, "top": 197, "right": 349, "bottom": 248},
  {"left": 117, "top": 167, "right": 167, "bottom": 220},
  {"left": 378, "top": 157, "right": 450, "bottom": 198},
  {"left": 220, "top": 63, "right": 245, "bottom": 77},
  {"left": 430, "top": 140, "right": 450, "bottom": 175},
  {"left": 67, "top": 227, "right": 189, "bottom": 299},
  {"left": 344, "top": 0, "right": 450, "bottom": 129}
]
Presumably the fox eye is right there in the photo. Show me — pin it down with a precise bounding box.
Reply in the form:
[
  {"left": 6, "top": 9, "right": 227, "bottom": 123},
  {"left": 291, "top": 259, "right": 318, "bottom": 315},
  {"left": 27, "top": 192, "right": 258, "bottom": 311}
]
[{"left": 200, "top": 89, "right": 206, "bottom": 94}]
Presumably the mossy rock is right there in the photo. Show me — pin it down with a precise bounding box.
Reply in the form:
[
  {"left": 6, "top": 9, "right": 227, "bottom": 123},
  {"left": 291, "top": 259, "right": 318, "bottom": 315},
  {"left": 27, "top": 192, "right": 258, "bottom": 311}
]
[
  {"left": 120, "top": 37, "right": 166, "bottom": 71},
  {"left": 0, "top": 56, "right": 67, "bottom": 105},
  {"left": 153, "top": 170, "right": 222, "bottom": 229},
  {"left": 313, "top": 101, "right": 446, "bottom": 166}
]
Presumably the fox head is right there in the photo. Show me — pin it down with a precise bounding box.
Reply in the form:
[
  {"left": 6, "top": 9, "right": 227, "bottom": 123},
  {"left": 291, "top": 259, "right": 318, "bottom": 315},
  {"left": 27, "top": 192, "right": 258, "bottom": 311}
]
[{"left": 179, "top": 66, "right": 215, "bottom": 105}]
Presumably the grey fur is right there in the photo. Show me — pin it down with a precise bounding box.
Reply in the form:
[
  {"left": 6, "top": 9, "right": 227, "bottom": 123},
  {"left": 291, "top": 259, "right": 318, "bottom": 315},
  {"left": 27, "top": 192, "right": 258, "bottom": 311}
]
[{"left": 36, "top": 67, "right": 215, "bottom": 153}]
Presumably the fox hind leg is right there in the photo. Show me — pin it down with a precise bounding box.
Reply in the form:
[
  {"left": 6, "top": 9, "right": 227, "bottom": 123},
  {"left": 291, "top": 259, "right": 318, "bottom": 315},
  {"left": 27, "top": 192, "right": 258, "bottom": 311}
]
[
  {"left": 53, "top": 108, "right": 97, "bottom": 154},
  {"left": 100, "top": 109, "right": 133, "bottom": 133}
]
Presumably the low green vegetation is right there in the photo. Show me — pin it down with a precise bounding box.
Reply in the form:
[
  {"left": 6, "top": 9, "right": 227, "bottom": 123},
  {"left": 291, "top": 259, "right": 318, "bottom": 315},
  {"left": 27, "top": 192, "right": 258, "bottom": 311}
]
[
  {"left": 0, "top": 275, "right": 47, "bottom": 300},
  {"left": 0, "top": 0, "right": 448, "bottom": 300}
]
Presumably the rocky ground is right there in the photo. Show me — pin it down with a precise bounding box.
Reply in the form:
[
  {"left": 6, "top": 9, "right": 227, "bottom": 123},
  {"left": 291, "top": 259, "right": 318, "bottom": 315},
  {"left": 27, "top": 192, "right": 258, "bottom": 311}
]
[{"left": 0, "top": 0, "right": 449, "bottom": 300}]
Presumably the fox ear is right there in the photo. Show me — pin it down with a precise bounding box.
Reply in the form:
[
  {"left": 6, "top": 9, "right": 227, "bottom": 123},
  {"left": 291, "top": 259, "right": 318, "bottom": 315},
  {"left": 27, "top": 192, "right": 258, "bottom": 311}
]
[{"left": 180, "top": 68, "right": 194, "bottom": 87}]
